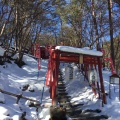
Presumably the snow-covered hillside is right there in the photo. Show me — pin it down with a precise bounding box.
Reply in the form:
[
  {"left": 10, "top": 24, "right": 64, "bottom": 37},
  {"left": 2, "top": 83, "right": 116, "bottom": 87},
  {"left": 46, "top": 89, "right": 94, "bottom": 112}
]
[{"left": 0, "top": 51, "right": 120, "bottom": 119}]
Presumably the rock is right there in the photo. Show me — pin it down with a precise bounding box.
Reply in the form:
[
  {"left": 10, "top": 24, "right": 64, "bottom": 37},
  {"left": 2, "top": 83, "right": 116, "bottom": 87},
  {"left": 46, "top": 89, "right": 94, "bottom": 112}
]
[{"left": 50, "top": 106, "right": 67, "bottom": 120}]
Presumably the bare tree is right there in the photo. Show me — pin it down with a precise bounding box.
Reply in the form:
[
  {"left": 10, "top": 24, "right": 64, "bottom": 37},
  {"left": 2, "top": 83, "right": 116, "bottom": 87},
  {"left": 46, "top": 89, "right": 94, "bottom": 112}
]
[
  {"left": 91, "top": 0, "right": 99, "bottom": 50},
  {"left": 108, "top": 0, "right": 115, "bottom": 65}
]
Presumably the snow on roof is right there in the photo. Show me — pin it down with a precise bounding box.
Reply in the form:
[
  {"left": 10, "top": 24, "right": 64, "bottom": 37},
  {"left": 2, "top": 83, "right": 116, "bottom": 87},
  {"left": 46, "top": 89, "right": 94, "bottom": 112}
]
[
  {"left": 55, "top": 46, "right": 103, "bottom": 57},
  {"left": 0, "top": 46, "right": 5, "bottom": 56}
]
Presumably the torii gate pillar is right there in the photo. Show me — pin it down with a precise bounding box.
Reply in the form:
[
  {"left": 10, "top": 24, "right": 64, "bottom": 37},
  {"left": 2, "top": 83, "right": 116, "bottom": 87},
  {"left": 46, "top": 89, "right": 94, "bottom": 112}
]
[{"left": 98, "top": 57, "right": 107, "bottom": 104}]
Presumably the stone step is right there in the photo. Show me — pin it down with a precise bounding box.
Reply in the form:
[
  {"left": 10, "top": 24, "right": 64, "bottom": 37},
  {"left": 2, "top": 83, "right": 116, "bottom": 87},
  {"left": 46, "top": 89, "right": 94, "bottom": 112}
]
[
  {"left": 57, "top": 89, "right": 67, "bottom": 92},
  {"left": 70, "top": 114, "right": 109, "bottom": 120},
  {"left": 58, "top": 82, "right": 65, "bottom": 85},
  {"left": 58, "top": 79, "right": 64, "bottom": 82},
  {"left": 71, "top": 103, "right": 84, "bottom": 108},
  {"left": 66, "top": 108, "right": 82, "bottom": 116},
  {"left": 57, "top": 95, "right": 71, "bottom": 99},
  {"left": 57, "top": 90, "right": 67, "bottom": 93},
  {"left": 57, "top": 86, "right": 66, "bottom": 89},
  {"left": 58, "top": 97, "right": 71, "bottom": 103},
  {"left": 59, "top": 102, "right": 71, "bottom": 106},
  {"left": 57, "top": 84, "right": 66, "bottom": 87},
  {"left": 58, "top": 92, "right": 68, "bottom": 96},
  {"left": 57, "top": 89, "right": 66, "bottom": 92},
  {"left": 83, "top": 109, "right": 101, "bottom": 113}
]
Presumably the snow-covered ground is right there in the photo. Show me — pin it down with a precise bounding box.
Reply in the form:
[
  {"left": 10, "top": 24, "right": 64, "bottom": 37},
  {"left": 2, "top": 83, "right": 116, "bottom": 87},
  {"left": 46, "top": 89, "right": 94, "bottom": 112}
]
[{"left": 0, "top": 47, "right": 120, "bottom": 120}]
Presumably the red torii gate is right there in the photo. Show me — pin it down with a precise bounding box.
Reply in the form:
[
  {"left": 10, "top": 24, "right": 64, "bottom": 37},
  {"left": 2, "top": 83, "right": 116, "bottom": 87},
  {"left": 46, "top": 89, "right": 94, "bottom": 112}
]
[
  {"left": 46, "top": 46, "right": 107, "bottom": 105},
  {"left": 100, "top": 48, "right": 116, "bottom": 74}
]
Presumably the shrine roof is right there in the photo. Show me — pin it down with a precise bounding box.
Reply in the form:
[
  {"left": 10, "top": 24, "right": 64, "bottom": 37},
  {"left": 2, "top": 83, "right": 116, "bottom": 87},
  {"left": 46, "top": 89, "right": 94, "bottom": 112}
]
[{"left": 55, "top": 46, "right": 103, "bottom": 57}]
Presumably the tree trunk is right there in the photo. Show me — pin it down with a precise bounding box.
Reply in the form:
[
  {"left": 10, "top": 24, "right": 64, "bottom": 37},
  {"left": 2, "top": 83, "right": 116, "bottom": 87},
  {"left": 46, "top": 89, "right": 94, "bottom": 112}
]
[
  {"left": 15, "top": 1, "right": 18, "bottom": 51},
  {"left": 91, "top": 0, "right": 99, "bottom": 50},
  {"left": 108, "top": 0, "right": 115, "bottom": 65}
]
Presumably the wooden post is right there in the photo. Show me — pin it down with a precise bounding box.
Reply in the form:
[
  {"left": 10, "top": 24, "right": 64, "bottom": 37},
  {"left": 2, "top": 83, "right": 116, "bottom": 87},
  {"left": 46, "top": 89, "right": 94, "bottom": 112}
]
[
  {"left": 94, "top": 64, "right": 100, "bottom": 99},
  {"left": 97, "top": 82, "right": 100, "bottom": 99},
  {"left": 52, "top": 86, "right": 56, "bottom": 105},
  {"left": 52, "top": 50, "right": 60, "bottom": 106},
  {"left": 98, "top": 57, "right": 107, "bottom": 104}
]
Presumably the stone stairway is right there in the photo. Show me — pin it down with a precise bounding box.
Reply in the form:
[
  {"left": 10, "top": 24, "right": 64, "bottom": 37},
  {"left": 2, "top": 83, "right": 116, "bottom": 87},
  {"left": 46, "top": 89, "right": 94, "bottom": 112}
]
[{"left": 56, "top": 69, "right": 109, "bottom": 120}]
